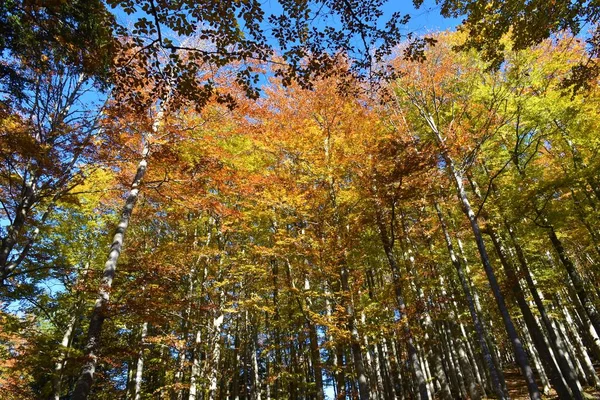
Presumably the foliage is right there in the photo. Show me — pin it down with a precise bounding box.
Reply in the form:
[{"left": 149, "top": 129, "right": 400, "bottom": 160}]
[{"left": 1, "top": 3, "right": 600, "bottom": 399}]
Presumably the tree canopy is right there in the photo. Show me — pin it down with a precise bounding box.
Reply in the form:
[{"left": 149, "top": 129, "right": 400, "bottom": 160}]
[{"left": 1, "top": 2, "right": 600, "bottom": 400}]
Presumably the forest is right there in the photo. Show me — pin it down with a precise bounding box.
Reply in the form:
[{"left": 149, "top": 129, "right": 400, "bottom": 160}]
[{"left": 1, "top": 1, "right": 600, "bottom": 399}]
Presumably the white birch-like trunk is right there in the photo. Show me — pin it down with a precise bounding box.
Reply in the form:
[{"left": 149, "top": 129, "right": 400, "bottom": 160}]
[
  {"left": 251, "top": 323, "right": 262, "bottom": 400},
  {"left": 52, "top": 314, "right": 77, "bottom": 400},
  {"left": 133, "top": 322, "right": 148, "bottom": 400},
  {"left": 562, "top": 303, "right": 600, "bottom": 387},
  {"left": 208, "top": 296, "right": 225, "bottom": 400},
  {"left": 188, "top": 329, "right": 202, "bottom": 400},
  {"left": 72, "top": 146, "right": 150, "bottom": 399},
  {"left": 72, "top": 107, "right": 160, "bottom": 400}
]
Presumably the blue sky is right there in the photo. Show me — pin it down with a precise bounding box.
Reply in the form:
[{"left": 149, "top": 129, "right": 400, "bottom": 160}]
[
  {"left": 384, "top": 0, "right": 461, "bottom": 34},
  {"left": 110, "top": 0, "right": 462, "bottom": 93},
  {"left": 113, "top": 0, "right": 462, "bottom": 49}
]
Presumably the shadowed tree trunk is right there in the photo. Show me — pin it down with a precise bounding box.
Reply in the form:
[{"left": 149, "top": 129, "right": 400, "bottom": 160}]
[
  {"left": 430, "top": 132, "right": 541, "bottom": 399},
  {"left": 487, "top": 226, "right": 573, "bottom": 399},
  {"left": 434, "top": 201, "right": 507, "bottom": 400},
  {"left": 548, "top": 226, "right": 600, "bottom": 337},
  {"left": 374, "top": 203, "right": 429, "bottom": 400}
]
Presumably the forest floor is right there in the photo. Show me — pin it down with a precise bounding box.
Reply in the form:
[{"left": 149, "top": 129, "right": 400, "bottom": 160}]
[{"left": 502, "top": 368, "right": 600, "bottom": 399}]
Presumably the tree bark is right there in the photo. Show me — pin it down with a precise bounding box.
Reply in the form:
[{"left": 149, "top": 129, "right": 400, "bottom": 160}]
[
  {"left": 188, "top": 329, "right": 202, "bottom": 400},
  {"left": 133, "top": 322, "right": 148, "bottom": 400},
  {"left": 505, "top": 223, "right": 585, "bottom": 399},
  {"left": 548, "top": 226, "right": 600, "bottom": 337},
  {"left": 52, "top": 313, "right": 77, "bottom": 400},
  {"left": 372, "top": 201, "right": 428, "bottom": 400},
  {"left": 487, "top": 226, "right": 573, "bottom": 399},
  {"left": 441, "top": 156, "right": 540, "bottom": 398},
  {"left": 420, "top": 112, "right": 540, "bottom": 398},
  {"left": 434, "top": 201, "right": 507, "bottom": 399},
  {"left": 305, "top": 275, "right": 325, "bottom": 400},
  {"left": 72, "top": 128, "right": 151, "bottom": 400}
]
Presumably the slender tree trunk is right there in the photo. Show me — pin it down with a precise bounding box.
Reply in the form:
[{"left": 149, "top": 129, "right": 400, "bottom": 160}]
[
  {"left": 487, "top": 226, "right": 573, "bottom": 399},
  {"left": 405, "top": 218, "right": 454, "bottom": 400},
  {"left": 264, "top": 310, "right": 272, "bottom": 400},
  {"left": 133, "top": 322, "right": 148, "bottom": 400},
  {"left": 232, "top": 323, "right": 241, "bottom": 400},
  {"left": 548, "top": 226, "right": 600, "bottom": 336},
  {"left": 300, "top": 272, "right": 324, "bottom": 400},
  {"left": 505, "top": 223, "right": 585, "bottom": 399},
  {"left": 208, "top": 314, "right": 224, "bottom": 400},
  {"left": 426, "top": 321, "right": 452, "bottom": 400},
  {"left": 188, "top": 329, "right": 202, "bottom": 400},
  {"left": 52, "top": 263, "right": 91, "bottom": 400},
  {"left": 434, "top": 201, "right": 507, "bottom": 399},
  {"left": 3, "top": 195, "right": 56, "bottom": 277},
  {"left": 382, "top": 337, "right": 404, "bottom": 400},
  {"left": 564, "top": 278, "right": 600, "bottom": 361},
  {"left": 0, "top": 177, "right": 37, "bottom": 281},
  {"left": 519, "top": 319, "right": 551, "bottom": 395},
  {"left": 323, "top": 134, "right": 369, "bottom": 399},
  {"left": 72, "top": 127, "right": 152, "bottom": 400},
  {"left": 443, "top": 320, "right": 468, "bottom": 398},
  {"left": 208, "top": 275, "right": 226, "bottom": 400},
  {"left": 370, "top": 337, "right": 389, "bottom": 400},
  {"left": 365, "top": 270, "right": 395, "bottom": 400},
  {"left": 288, "top": 319, "right": 299, "bottom": 400},
  {"left": 251, "top": 321, "right": 262, "bottom": 400},
  {"left": 373, "top": 204, "right": 428, "bottom": 400},
  {"left": 325, "top": 286, "right": 345, "bottom": 400},
  {"left": 419, "top": 112, "right": 541, "bottom": 398},
  {"left": 452, "top": 321, "right": 481, "bottom": 400},
  {"left": 560, "top": 298, "right": 600, "bottom": 387},
  {"left": 443, "top": 159, "right": 540, "bottom": 398},
  {"left": 174, "top": 328, "right": 189, "bottom": 399},
  {"left": 1, "top": 84, "right": 102, "bottom": 281},
  {"left": 360, "top": 313, "right": 378, "bottom": 398},
  {"left": 460, "top": 322, "right": 486, "bottom": 390},
  {"left": 52, "top": 313, "right": 77, "bottom": 400},
  {"left": 338, "top": 261, "right": 370, "bottom": 400},
  {"left": 554, "top": 311, "right": 588, "bottom": 383}
]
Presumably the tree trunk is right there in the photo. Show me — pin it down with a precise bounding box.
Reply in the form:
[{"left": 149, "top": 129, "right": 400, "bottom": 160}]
[
  {"left": 506, "top": 223, "right": 585, "bottom": 399},
  {"left": 251, "top": 321, "right": 262, "bottom": 400},
  {"left": 420, "top": 111, "right": 541, "bottom": 398},
  {"left": 0, "top": 177, "right": 37, "bottom": 281},
  {"left": 488, "top": 227, "right": 573, "bottom": 399},
  {"left": 208, "top": 313, "right": 224, "bottom": 400},
  {"left": 338, "top": 261, "right": 370, "bottom": 400},
  {"left": 519, "top": 320, "right": 551, "bottom": 395},
  {"left": 434, "top": 201, "right": 507, "bottom": 399},
  {"left": 52, "top": 313, "right": 77, "bottom": 400},
  {"left": 548, "top": 226, "right": 600, "bottom": 337},
  {"left": 443, "top": 320, "right": 468, "bottom": 398},
  {"left": 560, "top": 299, "right": 600, "bottom": 387},
  {"left": 452, "top": 321, "right": 481, "bottom": 400},
  {"left": 72, "top": 128, "right": 151, "bottom": 400},
  {"left": 325, "top": 286, "right": 346, "bottom": 400},
  {"left": 188, "top": 329, "right": 202, "bottom": 400},
  {"left": 444, "top": 159, "right": 540, "bottom": 398},
  {"left": 208, "top": 269, "right": 226, "bottom": 400},
  {"left": 373, "top": 203, "right": 428, "bottom": 400},
  {"left": 133, "top": 322, "right": 148, "bottom": 400}
]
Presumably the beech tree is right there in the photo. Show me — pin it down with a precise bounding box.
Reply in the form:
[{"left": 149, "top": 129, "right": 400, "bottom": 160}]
[{"left": 2, "top": 3, "right": 600, "bottom": 400}]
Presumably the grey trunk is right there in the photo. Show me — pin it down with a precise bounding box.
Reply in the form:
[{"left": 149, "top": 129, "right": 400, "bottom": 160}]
[{"left": 72, "top": 130, "right": 151, "bottom": 400}]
